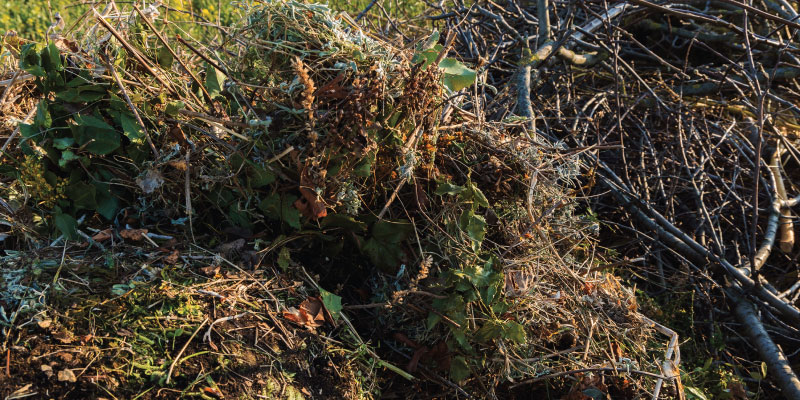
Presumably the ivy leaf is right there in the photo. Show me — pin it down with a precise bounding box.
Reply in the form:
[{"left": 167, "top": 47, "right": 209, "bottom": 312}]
[
  {"left": 44, "top": 42, "right": 63, "bottom": 72},
  {"left": 583, "top": 388, "right": 606, "bottom": 400},
  {"left": 319, "top": 289, "right": 342, "bottom": 322},
  {"left": 465, "top": 182, "right": 489, "bottom": 208},
  {"left": 439, "top": 58, "right": 477, "bottom": 91},
  {"left": 93, "top": 182, "right": 117, "bottom": 220},
  {"left": 205, "top": 63, "right": 226, "bottom": 98}
]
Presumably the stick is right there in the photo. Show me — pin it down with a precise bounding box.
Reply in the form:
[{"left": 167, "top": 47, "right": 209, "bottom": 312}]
[{"left": 730, "top": 289, "right": 800, "bottom": 399}]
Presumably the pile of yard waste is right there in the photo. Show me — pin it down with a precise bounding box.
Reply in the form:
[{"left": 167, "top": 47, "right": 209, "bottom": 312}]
[{"left": 0, "top": 1, "right": 674, "bottom": 398}]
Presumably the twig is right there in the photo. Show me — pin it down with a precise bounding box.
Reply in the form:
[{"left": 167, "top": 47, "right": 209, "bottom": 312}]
[
  {"left": 355, "top": 0, "right": 379, "bottom": 22},
  {"left": 510, "top": 367, "right": 670, "bottom": 389}
]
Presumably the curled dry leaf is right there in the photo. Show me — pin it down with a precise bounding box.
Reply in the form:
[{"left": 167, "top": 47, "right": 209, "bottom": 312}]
[
  {"left": 120, "top": 228, "right": 148, "bottom": 241},
  {"left": 283, "top": 296, "right": 326, "bottom": 328},
  {"left": 92, "top": 229, "right": 113, "bottom": 242},
  {"left": 200, "top": 265, "right": 221, "bottom": 277}
]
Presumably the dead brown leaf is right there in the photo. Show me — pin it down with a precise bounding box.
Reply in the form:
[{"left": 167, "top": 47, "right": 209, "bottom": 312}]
[
  {"left": 164, "top": 249, "right": 180, "bottom": 264},
  {"left": 200, "top": 265, "right": 221, "bottom": 277},
  {"left": 120, "top": 229, "right": 148, "bottom": 241},
  {"left": 92, "top": 229, "right": 113, "bottom": 242},
  {"left": 283, "top": 297, "right": 326, "bottom": 328}
]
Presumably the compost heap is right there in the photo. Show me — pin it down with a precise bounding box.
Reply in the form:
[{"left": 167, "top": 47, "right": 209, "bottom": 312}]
[{"left": 0, "top": 1, "right": 669, "bottom": 398}]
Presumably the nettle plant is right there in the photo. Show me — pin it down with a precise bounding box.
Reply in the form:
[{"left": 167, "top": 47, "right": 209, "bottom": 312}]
[
  {"left": 430, "top": 179, "right": 527, "bottom": 381},
  {"left": 11, "top": 43, "right": 149, "bottom": 238}
]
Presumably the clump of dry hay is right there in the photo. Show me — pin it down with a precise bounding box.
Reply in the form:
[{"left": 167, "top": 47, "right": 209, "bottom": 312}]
[{"left": 0, "top": 1, "right": 669, "bottom": 398}]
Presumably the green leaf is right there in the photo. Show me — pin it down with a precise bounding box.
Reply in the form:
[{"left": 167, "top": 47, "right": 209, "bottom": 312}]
[
  {"left": 165, "top": 101, "right": 185, "bottom": 117},
  {"left": 439, "top": 58, "right": 477, "bottom": 91},
  {"left": 65, "top": 182, "right": 97, "bottom": 210},
  {"left": 118, "top": 112, "right": 144, "bottom": 141},
  {"left": 503, "top": 321, "right": 526, "bottom": 344},
  {"left": 426, "top": 312, "right": 441, "bottom": 330},
  {"left": 35, "top": 100, "right": 52, "bottom": 129},
  {"left": 259, "top": 193, "right": 301, "bottom": 230},
  {"left": 96, "top": 194, "right": 118, "bottom": 220},
  {"left": 19, "top": 124, "right": 40, "bottom": 140},
  {"left": 73, "top": 114, "right": 120, "bottom": 155},
  {"left": 460, "top": 211, "right": 486, "bottom": 245},
  {"left": 111, "top": 283, "right": 134, "bottom": 296},
  {"left": 157, "top": 45, "right": 174, "bottom": 69},
  {"left": 435, "top": 181, "right": 465, "bottom": 196},
  {"left": 20, "top": 43, "right": 45, "bottom": 77},
  {"left": 685, "top": 386, "right": 710, "bottom": 400},
  {"left": 449, "top": 356, "right": 470, "bottom": 382},
  {"left": 44, "top": 42, "right": 63, "bottom": 72},
  {"left": 354, "top": 152, "right": 375, "bottom": 177},
  {"left": 465, "top": 182, "right": 489, "bottom": 208},
  {"left": 416, "top": 30, "right": 440, "bottom": 51},
  {"left": 363, "top": 238, "right": 403, "bottom": 271},
  {"left": 58, "top": 150, "right": 79, "bottom": 167},
  {"left": 475, "top": 320, "right": 503, "bottom": 343},
  {"left": 412, "top": 48, "right": 439, "bottom": 69},
  {"left": 53, "top": 212, "right": 78, "bottom": 240},
  {"left": 205, "top": 63, "right": 226, "bottom": 98},
  {"left": 319, "top": 289, "right": 342, "bottom": 322},
  {"left": 53, "top": 137, "right": 75, "bottom": 150},
  {"left": 320, "top": 214, "right": 367, "bottom": 232},
  {"left": 247, "top": 161, "right": 276, "bottom": 188},
  {"left": 371, "top": 219, "right": 413, "bottom": 243}
]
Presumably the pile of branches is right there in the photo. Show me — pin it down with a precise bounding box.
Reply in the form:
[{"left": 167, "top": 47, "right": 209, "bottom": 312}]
[
  {"left": 0, "top": 0, "right": 691, "bottom": 398},
  {"left": 421, "top": 0, "right": 800, "bottom": 397}
]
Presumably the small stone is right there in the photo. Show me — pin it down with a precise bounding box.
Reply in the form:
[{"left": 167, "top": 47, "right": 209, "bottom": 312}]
[{"left": 40, "top": 364, "right": 53, "bottom": 377}]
